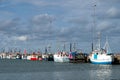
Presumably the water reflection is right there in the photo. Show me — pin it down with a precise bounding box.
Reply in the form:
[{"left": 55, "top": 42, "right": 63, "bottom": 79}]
[
  {"left": 1, "top": 60, "right": 120, "bottom": 80},
  {"left": 53, "top": 72, "right": 64, "bottom": 80},
  {"left": 89, "top": 65, "right": 112, "bottom": 80}
]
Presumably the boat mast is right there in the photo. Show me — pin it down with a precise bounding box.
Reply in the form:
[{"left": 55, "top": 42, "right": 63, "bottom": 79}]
[
  {"left": 92, "top": 5, "right": 96, "bottom": 51},
  {"left": 97, "top": 32, "right": 101, "bottom": 50},
  {"left": 48, "top": 19, "right": 52, "bottom": 54},
  {"left": 73, "top": 42, "right": 76, "bottom": 51},
  {"left": 70, "top": 43, "right": 72, "bottom": 52},
  {"left": 63, "top": 41, "right": 66, "bottom": 51}
]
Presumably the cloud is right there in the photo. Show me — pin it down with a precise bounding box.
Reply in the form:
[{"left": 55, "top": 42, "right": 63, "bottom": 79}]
[
  {"left": 32, "top": 14, "right": 55, "bottom": 25},
  {"left": 0, "top": 18, "right": 22, "bottom": 37},
  {"left": 14, "top": 35, "right": 28, "bottom": 41},
  {"left": 106, "top": 7, "right": 120, "bottom": 18},
  {"left": 0, "top": 14, "right": 57, "bottom": 42},
  {"left": 97, "top": 21, "right": 113, "bottom": 31},
  {"left": 0, "top": 18, "right": 20, "bottom": 30},
  {"left": 0, "top": 11, "right": 14, "bottom": 17},
  {"left": 29, "top": 14, "right": 56, "bottom": 35},
  {"left": 68, "top": 17, "right": 89, "bottom": 25}
]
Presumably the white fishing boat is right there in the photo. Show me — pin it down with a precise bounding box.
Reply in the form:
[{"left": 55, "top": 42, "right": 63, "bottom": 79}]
[
  {"left": 53, "top": 51, "right": 69, "bottom": 62},
  {"left": 89, "top": 34, "right": 114, "bottom": 64},
  {"left": 89, "top": 5, "right": 113, "bottom": 64},
  {"left": 89, "top": 50, "right": 113, "bottom": 64},
  {"left": 0, "top": 53, "right": 6, "bottom": 59}
]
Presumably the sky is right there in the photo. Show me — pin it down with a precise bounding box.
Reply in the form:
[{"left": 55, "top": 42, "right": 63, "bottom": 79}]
[{"left": 0, "top": 0, "right": 120, "bottom": 53}]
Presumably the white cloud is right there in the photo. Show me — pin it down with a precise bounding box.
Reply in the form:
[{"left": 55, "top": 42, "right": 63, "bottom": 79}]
[
  {"left": 97, "top": 21, "right": 111, "bottom": 31},
  {"left": 107, "top": 7, "right": 120, "bottom": 18},
  {"left": 15, "top": 36, "right": 28, "bottom": 41}
]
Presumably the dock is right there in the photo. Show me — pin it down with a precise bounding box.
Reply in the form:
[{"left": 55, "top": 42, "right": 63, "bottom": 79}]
[{"left": 113, "top": 54, "right": 120, "bottom": 64}]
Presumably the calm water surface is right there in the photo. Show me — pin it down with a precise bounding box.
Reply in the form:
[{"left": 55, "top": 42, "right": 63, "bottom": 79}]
[{"left": 0, "top": 59, "right": 120, "bottom": 80}]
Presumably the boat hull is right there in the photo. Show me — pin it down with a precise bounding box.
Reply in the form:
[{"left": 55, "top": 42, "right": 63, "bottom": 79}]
[
  {"left": 31, "top": 58, "right": 38, "bottom": 61},
  {"left": 90, "top": 54, "right": 113, "bottom": 64},
  {"left": 90, "top": 59, "right": 112, "bottom": 64},
  {"left": 54, "top": 55, "right": 69, "bottom": 62}
]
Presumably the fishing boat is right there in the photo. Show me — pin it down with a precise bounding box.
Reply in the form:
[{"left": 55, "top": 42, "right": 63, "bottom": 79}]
[
  {"left": 27, "top": 55, "right": 38, "bottom": 61},
  {"left": 27, "top": 53, "right": 38, "bottom": 61},
  {"left": 69, "top": 51, "right": 87, "bottom": 63},
  {"left": 16, "top": 53, "right": 22, "bottom": 59},
  {"left": 53, "top": 51, "right": 69, "bottom": 62},
  {"left": 48, "top": 54, "right": 54, "bottom": 61},
  {"left": 89, "top": 33, "right": 114, "bottom": 64},
  {"left": 89, "top": 50, "right": 113, "bottom": 64},
  {"left": 89, "top": 5, "right": 113, "bottom": 64}
]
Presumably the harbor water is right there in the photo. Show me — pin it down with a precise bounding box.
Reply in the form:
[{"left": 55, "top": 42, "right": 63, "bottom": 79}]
[{"left": 0, "top": 59, "right": 120, "bottom": 80}]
